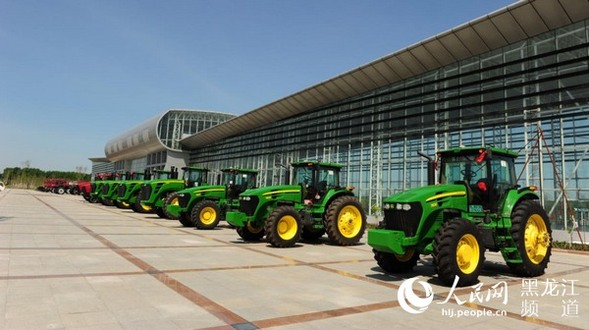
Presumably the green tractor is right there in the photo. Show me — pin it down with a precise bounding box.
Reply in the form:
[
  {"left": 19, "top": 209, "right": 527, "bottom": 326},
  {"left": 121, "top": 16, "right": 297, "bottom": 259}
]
[
  {"left": 167, "top": 168, "right": 259, "bottom": 228},
  {"left": 131, "top": 169, "right": 174, "bottom": 213},
  {"left": 101, "top": 171, "right": 147, "bottom": 207},
  {"left": 114, "top": 170, "right": 152, "bottom": 210},
  {"left": 138, "top": 166, "right": 209, "bottom": 218},
  {"left": 88, "top": 173, "right": 114, "bottom": 204},
  {"left": 226, "top": 161, "right": 367, "bottom": 248},
  {"left": 368, "top": 146, "right": 552, "bottom": 287}
]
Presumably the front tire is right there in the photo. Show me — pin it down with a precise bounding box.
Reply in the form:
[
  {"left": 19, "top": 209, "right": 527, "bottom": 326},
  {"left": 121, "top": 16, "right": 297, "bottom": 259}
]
[
  {"left": 192, "top": 200, "right": 221, "bottom": 229},
  {"left": 163, "top": 192, "right": 180, "bottom": 220},
  {"left": 374, "top": 249, "right": 419, "bottom": 273},
  {"left": 236, "top": 222, "right": 265, "bottom": 241},
  {"left": 325, "top": 196, "right": 366, "bottom": 245},
  {"left": 132, "top": 194, "right": 152, "bottom": 213},
  {"left": 265, "top": 206, "right": 302, "bottom": 248},
  {"left": 508, "top": 200, "right": 552, "bottom": 277},
  {"left": 433, "top": 218, "right": 485, "bottom": 287}
]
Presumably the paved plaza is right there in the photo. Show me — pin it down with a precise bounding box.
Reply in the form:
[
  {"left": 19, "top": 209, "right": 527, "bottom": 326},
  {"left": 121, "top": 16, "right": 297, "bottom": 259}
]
[{"left": 0, "top": 189, "right": 587, "bottom": 329}]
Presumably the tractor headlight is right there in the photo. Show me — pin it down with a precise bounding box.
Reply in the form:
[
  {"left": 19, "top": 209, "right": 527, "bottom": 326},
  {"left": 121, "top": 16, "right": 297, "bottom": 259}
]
[
  {"left": 396, "top": 203, "right": 412, "bottom": 211},
  {"left": 383, "top": 203, "right": 391, "bottom": 210},
  {"left": 241, "top": 196, "right": 251, "bottom": 201},
  {"left": 178, "top": 193, "right": 185, "bottom": 198}
]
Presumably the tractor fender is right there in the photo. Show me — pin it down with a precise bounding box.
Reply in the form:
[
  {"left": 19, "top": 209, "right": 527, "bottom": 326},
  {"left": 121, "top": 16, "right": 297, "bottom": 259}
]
[
  {"left": 502, "top": 189, "right": 539, "bottom": 218},
  {"left": 319, "top": 190, "right": 356, "bottom": 216}
]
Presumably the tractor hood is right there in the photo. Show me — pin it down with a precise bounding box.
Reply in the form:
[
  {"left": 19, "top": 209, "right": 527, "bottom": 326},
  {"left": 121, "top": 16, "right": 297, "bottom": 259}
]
[
  {"left": 241, "top": 184, "right": 301, "bottom": 198},
  {"left": 177, "top": 185, "right": 225, "bottom": 196},
  {"left": 383, "top": 184, "right": 467, "bottom": 206}
]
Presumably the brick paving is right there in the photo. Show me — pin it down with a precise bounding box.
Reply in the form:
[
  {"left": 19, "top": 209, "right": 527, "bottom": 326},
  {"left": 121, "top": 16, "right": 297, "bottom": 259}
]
[{"left": 0, "top": 189, "right": 587, "bottom": 329}]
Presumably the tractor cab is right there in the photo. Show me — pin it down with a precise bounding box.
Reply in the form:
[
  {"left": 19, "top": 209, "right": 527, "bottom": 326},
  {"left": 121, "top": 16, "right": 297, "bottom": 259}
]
[
  {"left": 291, "top": 161, "right": 342, "bottom": 203},
  {"left": 182, "top": 167, "right": 209, "bottom": 187},
  {"left": 153, "top": 170, "right": 174, "bottom": 180},
  {"left": 222, "top": 168, "right": 258, "bottom": 199},
  {"left": 437, "top": 147, "right": 518, "bottom": 213},
  {"left": 129, "top": 172, "right": 149, "bottom": 180}
]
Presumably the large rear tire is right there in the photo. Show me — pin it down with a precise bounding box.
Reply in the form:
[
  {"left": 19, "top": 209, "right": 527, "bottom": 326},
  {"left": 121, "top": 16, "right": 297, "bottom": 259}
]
[
  {"left": 192, "top": 200, "right": 221, "bottom": 229},
  {"left": 265, "top": 206, "right": 302, "bottom": 247},
  {"left": 325, "top": 196, "right": 366, "bottom": 245},
  {"left": 507, "top": 200, "right": 552, "bottom": 277},
  {"left": 433, "top": 218, "right": 485, "bottom": 287}
]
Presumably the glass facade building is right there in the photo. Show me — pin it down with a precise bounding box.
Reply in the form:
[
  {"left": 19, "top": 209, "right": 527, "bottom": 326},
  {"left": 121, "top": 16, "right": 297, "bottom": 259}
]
[
  {"left": 99, "top": 109, "right": 234, "bottom": 173},
  {"left": 186, "top": 10, "right": 589, "bottom": 232}
]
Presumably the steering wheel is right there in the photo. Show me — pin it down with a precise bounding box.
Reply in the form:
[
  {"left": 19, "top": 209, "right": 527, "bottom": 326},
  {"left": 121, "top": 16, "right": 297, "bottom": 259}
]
[{"left": 460, "top": 169, "right": 477, "bottom": 179}]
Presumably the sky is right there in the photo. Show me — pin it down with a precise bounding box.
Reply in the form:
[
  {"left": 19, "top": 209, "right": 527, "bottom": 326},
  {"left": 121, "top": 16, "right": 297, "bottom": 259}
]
[{"left": 0, "top": 0, "right": 516, "bottom": 173}]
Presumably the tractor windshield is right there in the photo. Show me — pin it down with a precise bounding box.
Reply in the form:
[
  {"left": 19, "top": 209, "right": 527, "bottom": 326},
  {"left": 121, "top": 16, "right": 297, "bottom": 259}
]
[
  {"left": 440, "top": 151, "right": 517, "bottom": 211},
  {"left": 223, "top": 171, "right": 257, "bottom": 190},
  {"left": 440, "top": 155, "right": 488, "bottom": 186},
  {"left": 317, "top": 166, "right": 339, "bottom": 189},
  {"left": 155, "top": 172, "right": 172, "bottom": 180},
  {"left": 293, "top": 166, "right": 313, "bottom": 186},
  {"left": 184, "top": 170, "right": 206, "bottom": 187}
]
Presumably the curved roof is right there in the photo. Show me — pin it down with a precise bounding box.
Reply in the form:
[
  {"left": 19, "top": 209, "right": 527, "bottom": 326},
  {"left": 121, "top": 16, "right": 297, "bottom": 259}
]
[
  {"left": 180, "top": 0, "right": 589, "bottom": 149},
  {"left": 105, "top": 109, "right": 234, "bottom": 162}
]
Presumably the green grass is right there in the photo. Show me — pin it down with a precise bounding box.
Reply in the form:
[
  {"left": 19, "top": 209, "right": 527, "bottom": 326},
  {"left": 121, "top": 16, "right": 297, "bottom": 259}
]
[{"left": 552, "top": 241, "right": 589, "bottom": 251}]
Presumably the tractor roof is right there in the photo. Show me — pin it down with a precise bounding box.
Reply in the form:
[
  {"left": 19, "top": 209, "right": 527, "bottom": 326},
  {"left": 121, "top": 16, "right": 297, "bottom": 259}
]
[
  {"left": 438, "top": 146, "right": 519, "bottom": 158},
  {"left": 182, "top": 166, "right": 209, "bottom": 171},
  {"left": 221, "top": 168, "right": 258, "bottom": 174},
  {"left": 291, "top": 160, "right": 344, "bottom": 169}
]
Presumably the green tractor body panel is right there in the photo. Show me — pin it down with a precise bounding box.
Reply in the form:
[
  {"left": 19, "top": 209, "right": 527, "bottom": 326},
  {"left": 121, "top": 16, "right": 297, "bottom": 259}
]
[
  {"left": 369, "top": 183, "right": 468, "bottom": 255},
  {"left": 167, "top": 185, "right": 226, "bottom": 219},
  {"left": 140, "top": 179, "right": 186, "bottom": 208},
  {"left": 368, "top": 146, "right": 551, "bottom": 286},
  {"left": 226, "top": 184, "right": 303, "bottom": 228}
]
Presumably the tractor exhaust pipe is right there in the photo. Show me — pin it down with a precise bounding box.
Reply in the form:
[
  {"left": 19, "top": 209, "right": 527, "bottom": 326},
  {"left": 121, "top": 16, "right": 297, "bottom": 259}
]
[{"left": 417, "top": 151, "right": 436, "bottom": 186}]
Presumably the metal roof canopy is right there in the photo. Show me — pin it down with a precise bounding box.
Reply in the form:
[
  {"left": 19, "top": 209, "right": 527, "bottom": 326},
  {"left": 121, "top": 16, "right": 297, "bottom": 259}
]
[{"left": 180, "top": 0, "right": 589, "bottom": 149}]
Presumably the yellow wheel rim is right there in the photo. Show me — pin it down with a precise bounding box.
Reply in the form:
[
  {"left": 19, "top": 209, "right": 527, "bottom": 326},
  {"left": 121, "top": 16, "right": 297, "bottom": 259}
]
[
  {"left": 524, "top": 214, "right": 550, "bottom": 264},
  {"left": 200, "top": 206, "right": 217, "bottom": 225},
  {"left": 456, "top": 234, "right": 479, "bottom": 274},
  {"left": 141, "top": 204, "right": 152, "bottom": 212},
  {"left": 122, "top": 201, "right": 130, "bottom": 208},
  {"left": 277, "top": 215, "right": 298, "bottom": 240},
  {"left": 396, "top": 249, "right": 415, "bottom": 262},
  {"left": 171, "top": 197, "right": 179, "bottom": 206},
  {"left": 338, "top": 205, "right": 362, "bottom": 238}
]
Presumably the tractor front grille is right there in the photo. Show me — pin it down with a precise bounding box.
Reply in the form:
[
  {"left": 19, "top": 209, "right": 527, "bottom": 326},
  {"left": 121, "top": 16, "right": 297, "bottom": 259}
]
[
  {"left": 238, "top": 196, "right": 259, "bottom": 216},
  {"left": 101, "top": 184, "right": 109, "bottom": 194},
  {"left": 139, "top": 185, "right": 152, "bottom": 201},
  {"left": 384, "top": 202, "right": 423, "bottom": 237},
  {"left": 179, "top": 194, "right": 191, "bottom": 208},
  {"left": 117, "top": 185, "right": 126, "bottom": 197}
]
